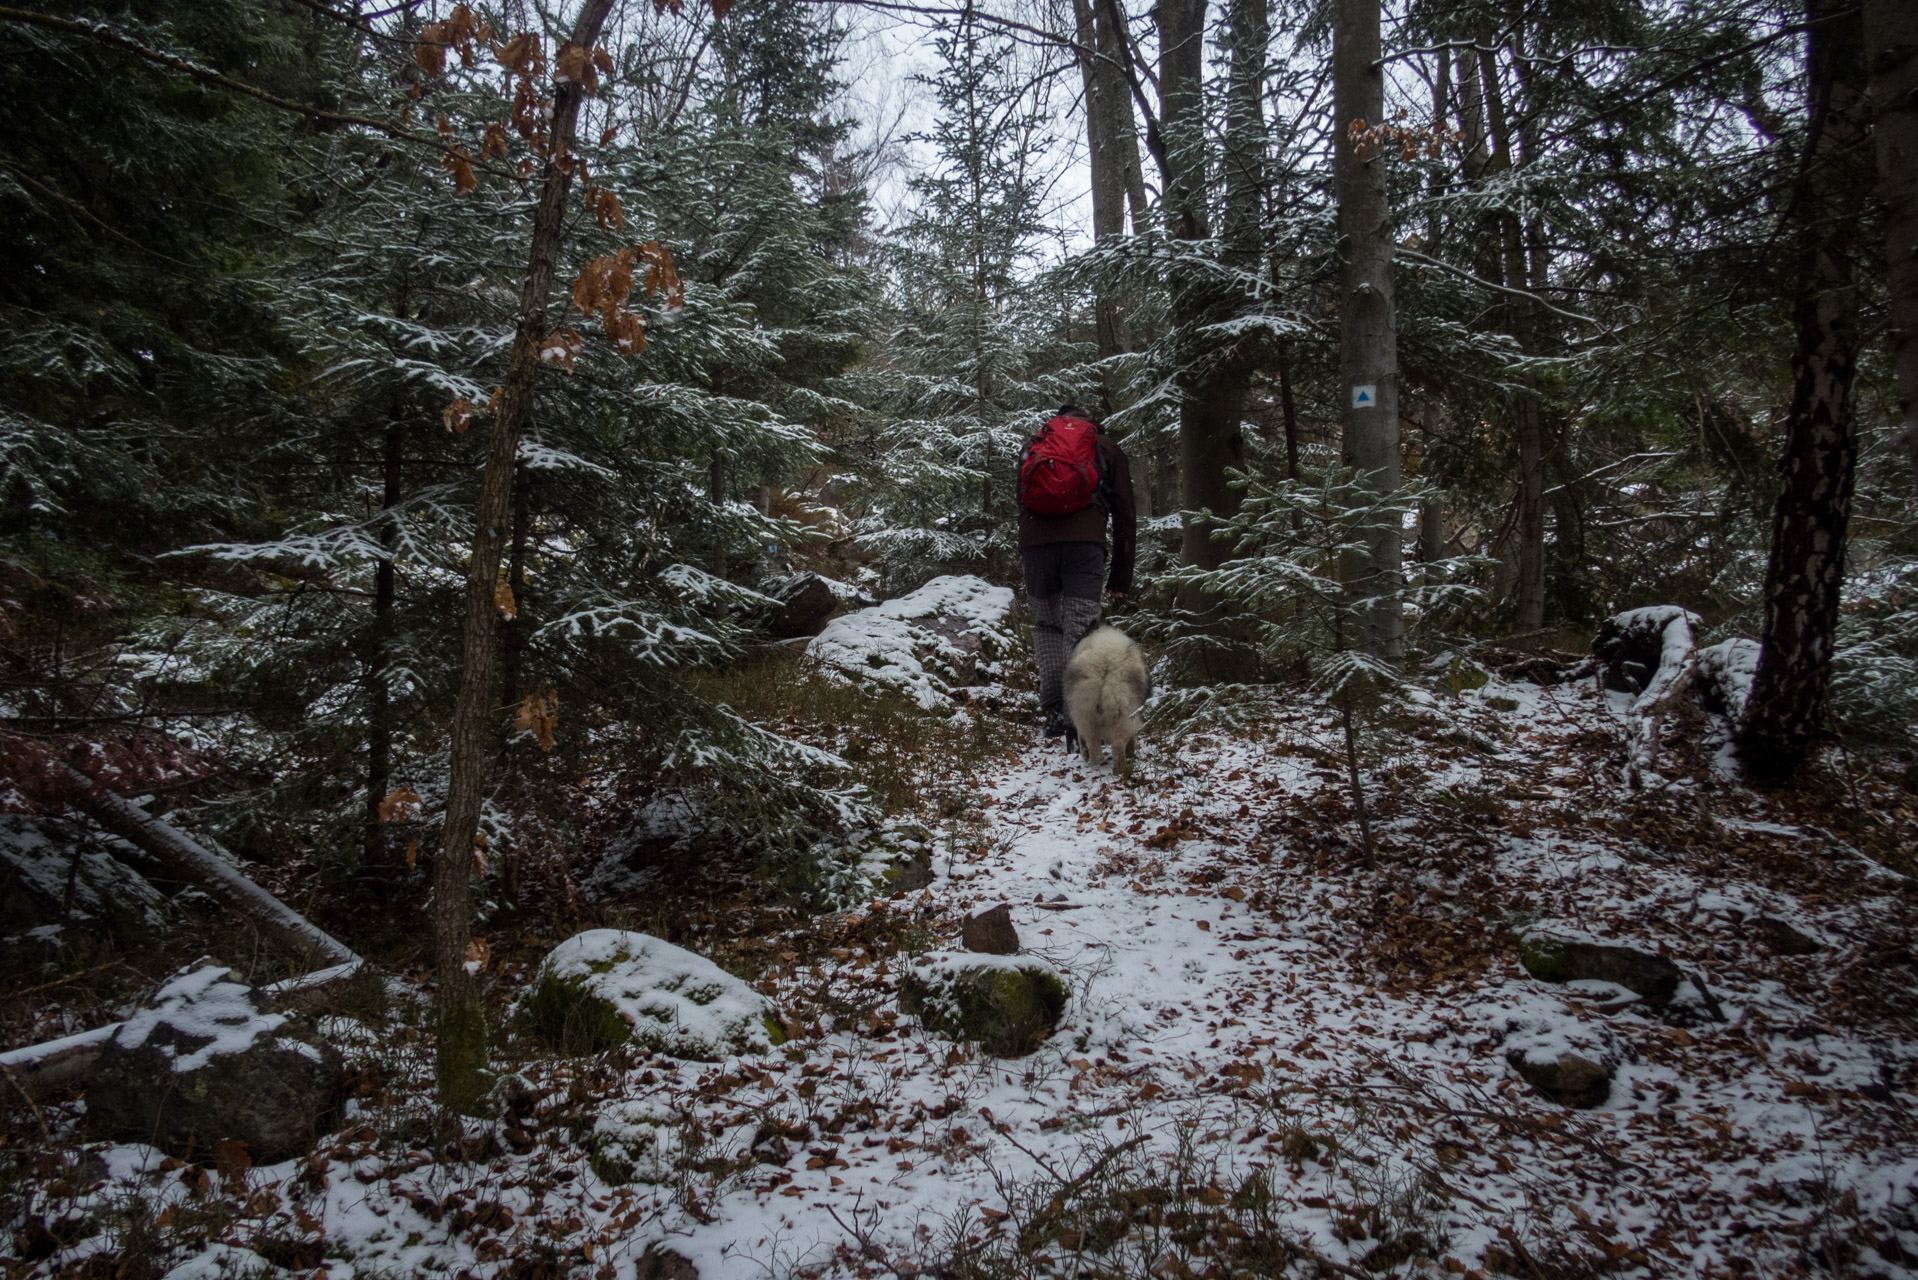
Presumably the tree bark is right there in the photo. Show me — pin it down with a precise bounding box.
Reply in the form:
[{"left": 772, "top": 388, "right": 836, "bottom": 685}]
[
  {"left": 709, "top": 451, "right": 728, "bottom": 578},
  {"left": 1073, "top": 0, "right": 1132, "bottom": 404},
  {"left": 500, "top": 459, "right": 531, "bottom": 717},
  {"left": 434, "top": 0, "right": 619, "bottom": 1106},
  {"left": 1419, "top": 398, "right": 1447, "bottom": 569},
  {"left": 1334, "top": 0, "right": 1403, "bottom": 658},
  {"left": 1863, "top": 0, "right": 1918, "bottom": 475},
  {"left": 1736, "top": 0, "right": 1868, "bottom": 783}
]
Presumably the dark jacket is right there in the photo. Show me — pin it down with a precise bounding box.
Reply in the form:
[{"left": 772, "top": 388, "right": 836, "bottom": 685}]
[{"left": 1016, "top": 426, "right": 1137, "bottom": 594}]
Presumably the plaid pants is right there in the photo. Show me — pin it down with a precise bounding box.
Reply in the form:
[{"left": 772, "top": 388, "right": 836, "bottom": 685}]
[{"left": 1031, "top": 593, "right": 1103, "bottom": 710}]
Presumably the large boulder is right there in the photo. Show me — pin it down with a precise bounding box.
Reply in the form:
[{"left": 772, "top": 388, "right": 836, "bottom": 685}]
[
  {"left": 86, "top": 963, "right": 342, "bottom": 1161},
  {"left": 1517, "top": 933, "right": 1682, "bottom": 1007},
  {"left": 521, "top": 930, "right": 779, "bottom": 1060},
  {"left": 899, "top": 954, "right": 1067, "bottom": 1057},
  {"left": 806, "top": 575, "right": 1014, "bottom": 710}
]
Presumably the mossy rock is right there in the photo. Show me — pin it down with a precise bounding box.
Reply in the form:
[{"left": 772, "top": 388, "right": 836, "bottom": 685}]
[
  {"left": 520, "top": 971, "right": 634, "bottom": 1057},
  {"left": 899, "top": 957, "right": 1067, "bottom": 1057},
  {"left": 1517, "top": 934, "right": 1681, "bottom": 1006},
  {"left": 520, "top": 930, "right": 778, "bottom": 1061}
]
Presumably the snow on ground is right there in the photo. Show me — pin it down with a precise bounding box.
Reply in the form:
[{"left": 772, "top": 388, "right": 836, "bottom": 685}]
[{"left": 21, "top": 674, "right": 1918, "bottom": 1279}]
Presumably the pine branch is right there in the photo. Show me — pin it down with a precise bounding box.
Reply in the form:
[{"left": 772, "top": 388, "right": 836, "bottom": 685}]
[
  {"left": 0, "top": 6, "right": 505, "bottom": 173},
  {"left": 2, "top": 164, "right": 194, "bottom": 267}
]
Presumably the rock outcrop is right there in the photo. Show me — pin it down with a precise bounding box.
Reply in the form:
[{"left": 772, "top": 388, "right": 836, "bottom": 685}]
[{"left": 806, "top": 575, "right": 1013, "bottom": 710}]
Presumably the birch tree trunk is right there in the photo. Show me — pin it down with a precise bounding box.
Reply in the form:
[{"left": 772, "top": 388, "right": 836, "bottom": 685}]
[
  {"left": 1736, "top": 0, "right": 1869, "bottom": 783},
  {"left": 434, "top": 0, "right": 619, "bottom": 1110},
  {"left": 1863, "top": 0, "right": 1918, "bottom": 476},
  {"left": 1334, "top": 0, "right": 1402, "bottom": 658}
]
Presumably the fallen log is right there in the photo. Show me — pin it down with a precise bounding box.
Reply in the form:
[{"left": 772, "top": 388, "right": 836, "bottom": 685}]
[
  {"left": 59, "top": 765, "right": 357, "bottom": 968},
  {"left": 1592, "top": 607, "right": 1701, "bottom": 788},
  {"left": 0, "top": 772, "right": 367, "bottom": 1104}
]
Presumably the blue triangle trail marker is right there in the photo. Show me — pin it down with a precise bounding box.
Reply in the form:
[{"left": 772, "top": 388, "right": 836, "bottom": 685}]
[{"left": 1351, "top": 384, "right": 1377, "bottom": 409}]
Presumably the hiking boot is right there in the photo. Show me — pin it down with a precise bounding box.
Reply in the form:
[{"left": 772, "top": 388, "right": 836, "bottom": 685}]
[{"left": 1042, "top": 705, "right": 1070, "bottom": 738}]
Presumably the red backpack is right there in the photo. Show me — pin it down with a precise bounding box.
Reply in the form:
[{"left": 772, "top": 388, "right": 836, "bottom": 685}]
[{"left": 1018, "top": 416, "right": 1105, "bottom": 516}]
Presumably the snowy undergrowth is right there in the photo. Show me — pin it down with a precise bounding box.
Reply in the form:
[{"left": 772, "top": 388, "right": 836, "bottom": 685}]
[{"left": 7, "top": 673, "right": 1918, "bottom": 1280}]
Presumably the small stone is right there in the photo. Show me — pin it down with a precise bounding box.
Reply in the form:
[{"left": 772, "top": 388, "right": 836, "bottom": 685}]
[
  {"left": 637, "top": 1246, "right": 699, "bottom": 1279},
  {"left": 1750, "top": 917, "right": 1820, "bottom": 956},
  {"left": 962, "top": 904, "right": 1019, "bottom": 955},
  {"left": 1517, "top": 934, "right": 1683, "bottom": 1006},
  {"left": 1508, "top": 1050, "right": 1613, "bottom": 1108}
]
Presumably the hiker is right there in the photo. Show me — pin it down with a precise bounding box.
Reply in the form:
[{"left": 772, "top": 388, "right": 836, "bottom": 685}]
[{"left": 1016, "top": 404, "right": 1137, "bottom": 740}]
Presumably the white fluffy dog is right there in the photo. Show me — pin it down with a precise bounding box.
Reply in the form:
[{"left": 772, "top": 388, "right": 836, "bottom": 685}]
[{"left": 1063, "top": 625, "right": 1151, "bottom": 770}]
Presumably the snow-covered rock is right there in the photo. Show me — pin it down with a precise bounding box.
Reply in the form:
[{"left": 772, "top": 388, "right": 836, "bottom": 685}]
[
  {"left": 806, "top": 574, "right": 1014, "bottom": 710},
  {"left": 86, "top": 962, "right": 342, "bottom": 1160},
  {"left": 522, "top": 929, "right": 778, "bottom": 1061},
  {"left": 1478, "top": 991, "right": 1626, "bottom": 1109}
]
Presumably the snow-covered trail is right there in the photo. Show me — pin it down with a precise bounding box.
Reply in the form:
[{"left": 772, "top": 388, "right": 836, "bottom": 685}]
[
  {"left": 589, "top": 682, "right": 1918, "bottom": 1278},
  {"left": 45, "top": 676, "right": 1918, "bottom": 1280}
]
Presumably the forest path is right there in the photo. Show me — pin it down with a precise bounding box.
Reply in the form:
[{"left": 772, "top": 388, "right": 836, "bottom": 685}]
[
  {"left": 59, "top": 680, "right": 1918, "bottom": 1280},
  {"left": 620, "top": 682, "right": 1918, "bottom": 1277}
]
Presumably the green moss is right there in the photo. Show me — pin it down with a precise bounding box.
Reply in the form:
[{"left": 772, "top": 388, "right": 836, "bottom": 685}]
[
  {"left": 1516, "top": 935, "right": 1571, "bottom": 983},
  {"left": 901, "top": 962, "right": 1068, "bottom": 1057},
  {"left": 588, "top": 1142, "right": 637, "bottom": 1187},
  {"left": 520, "top": 971, "right": 631, "bottom": 1057},
  {"left": 1435, "top": 656, "right": 1489, "bottom": 695},
  {"left": 762, "top": 1014, "right": 786, "bottom": 1046},
  {"left": 435, "top": 1000, "right": 493, "bottom": 1117}
]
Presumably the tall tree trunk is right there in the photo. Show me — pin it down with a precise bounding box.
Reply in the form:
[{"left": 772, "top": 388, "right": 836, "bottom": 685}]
[
  {"left": 1277, "top": 338, "right": 1301, "bottom": 483},
  {"left": 1863, "top": 0, "right": 1918, "bottom": 475},
  {"left": 1073, "top": 0, "right": 1131, "bottom": 408},
  {"left": 1334, "top": 0, "right": 1402, "bottom": 658},
  {"left": 434, "top": 0, "right": 619, "bottom": 1111},
  {"left": 1736, "top": 0, "right": 1869, "bottom": 783},
  {"left": 1477, "top": 43, "right": 1546, "bottom": 634},
  {"left": 364, "top": 412, "right": 402, "bottom": 880},
  {"left": 1162, "top": 0, "right": 1266, "bottom": 616}
]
